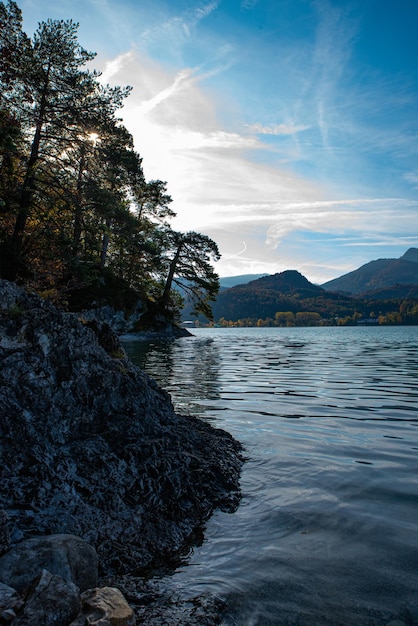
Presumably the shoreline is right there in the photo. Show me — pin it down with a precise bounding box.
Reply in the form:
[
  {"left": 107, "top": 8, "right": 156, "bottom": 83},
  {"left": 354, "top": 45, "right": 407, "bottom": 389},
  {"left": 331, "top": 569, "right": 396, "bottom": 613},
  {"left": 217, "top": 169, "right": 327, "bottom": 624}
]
[{"left": 0, "top": 279, "right": 243, "bottom": 624}]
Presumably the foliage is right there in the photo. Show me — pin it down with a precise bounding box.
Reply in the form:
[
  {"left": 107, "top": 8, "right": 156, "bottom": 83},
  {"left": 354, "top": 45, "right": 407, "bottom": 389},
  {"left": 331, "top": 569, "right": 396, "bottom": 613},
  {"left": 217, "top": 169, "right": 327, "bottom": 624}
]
[
  {"left": 0, "top": 0, "right": 220, "bottom": 325},
  {"left": 206, "top": 272, "right": 418, "bottom": 327}
]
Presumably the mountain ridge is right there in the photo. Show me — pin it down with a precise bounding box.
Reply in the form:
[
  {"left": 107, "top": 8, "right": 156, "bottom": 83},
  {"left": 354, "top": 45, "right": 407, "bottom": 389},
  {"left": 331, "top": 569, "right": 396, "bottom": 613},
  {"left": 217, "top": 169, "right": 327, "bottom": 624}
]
[
  {"left": 202, "top": 250, "right": 418, "bottom": 325},
  {"left": 182, "top": 249, "right": 418, "bottom": 324},
  {"left": 210, "top": 270, "right": 357, "bottom": 322},
  {"left": 218, "top": 249, "right": 418, "bottom": 296},
  {"left": 321, "top": 248, "right": 418, "bottom": 295}
]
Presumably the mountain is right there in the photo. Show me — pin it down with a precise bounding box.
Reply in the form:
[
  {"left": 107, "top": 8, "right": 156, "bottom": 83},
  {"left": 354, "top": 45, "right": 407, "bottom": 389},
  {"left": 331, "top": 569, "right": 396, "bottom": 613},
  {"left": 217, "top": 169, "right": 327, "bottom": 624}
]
[
  {"left": 242, "top": 270, "right": 324, "bottom": 294},
  {"left": 183, "top": 249, "right": 418, "bottom": 324},
  {"left": 211, "top": 270, "right": 358, "bottom": 322},
  {"left": 322, "top": 248, "right": 418, "bottom": 295},
  {"left": 402, "top": 248, "right": 418, "bottom": 263},
  {"left": 219, "top": 274, "right": 267, "bottom": 289}
]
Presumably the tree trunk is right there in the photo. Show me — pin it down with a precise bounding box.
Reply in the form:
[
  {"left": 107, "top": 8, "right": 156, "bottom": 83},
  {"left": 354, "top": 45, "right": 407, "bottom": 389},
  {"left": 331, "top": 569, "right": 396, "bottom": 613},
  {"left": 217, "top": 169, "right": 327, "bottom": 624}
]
[
  {"left": 99, "top": 219, "right": 111, "bottom": 270},
  {"left": 10, "top": 65, "right": 50, "bottom": 278},
  {"left": 161, "top": 243, "right": 183, "bottom": 306},
  {"left": 72, "top": 144, "right": 86, "bottom": 259},
  {"left": 14, "top": 65, "right": 50, "bottom": 241}
]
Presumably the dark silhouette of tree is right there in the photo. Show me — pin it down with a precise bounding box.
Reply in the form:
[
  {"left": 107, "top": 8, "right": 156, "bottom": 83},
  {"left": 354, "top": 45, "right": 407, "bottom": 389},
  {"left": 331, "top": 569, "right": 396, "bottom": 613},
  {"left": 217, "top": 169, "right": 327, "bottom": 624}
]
[
  {"left": 0, "top": 1, "right": 221, "bottom": 326},
  {"left": 160, "top": 230, "right": 220, "bottom": 319},
  {"left": 0, "top": 3, "right": 130, "bottom": 278}
]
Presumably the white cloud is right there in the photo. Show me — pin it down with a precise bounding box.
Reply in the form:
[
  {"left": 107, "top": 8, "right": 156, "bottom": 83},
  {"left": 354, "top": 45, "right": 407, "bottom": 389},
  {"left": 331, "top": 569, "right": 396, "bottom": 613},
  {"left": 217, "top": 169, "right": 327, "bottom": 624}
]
[
  {"left": 139, "top": 1, "right": 219, "bottom": 47},
  {"left": 246, "top": 123, "right": 310, "bottom": 136},
  {"left": 137, "top": 68, "right": 196, "bottom": 115},
  {"left": 95, "top": 48, "right": 418, "bottom": 283},
  {"left": 99, "top": 51, "right": 134, "bottom": 83},
  {"left": 404, "top": 171, "right": 418, "bottom": 189},
  {"left": 266, "top": 198, "right": 418, "bottom": 247}
]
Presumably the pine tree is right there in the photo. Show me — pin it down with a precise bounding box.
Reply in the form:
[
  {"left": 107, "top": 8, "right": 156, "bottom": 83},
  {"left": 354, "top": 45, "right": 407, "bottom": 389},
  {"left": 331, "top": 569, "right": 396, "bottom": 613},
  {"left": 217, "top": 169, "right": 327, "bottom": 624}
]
[
  {"left": 160, "top": 230, "right": 220, "bottom": 320},
  {"left": 0, "top": 1, "right": 222, "bottom": 325},
  {"left": 0, "top": 4, "right": 130, "bottom": 278}
]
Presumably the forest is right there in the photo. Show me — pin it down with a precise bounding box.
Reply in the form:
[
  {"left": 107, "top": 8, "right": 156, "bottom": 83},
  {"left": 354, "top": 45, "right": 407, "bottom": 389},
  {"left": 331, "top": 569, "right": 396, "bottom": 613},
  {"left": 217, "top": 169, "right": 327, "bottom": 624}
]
[
  {"left": 0, "top": 0, "right": 220, "bottom": 327},
  {"left": 198, "top": 270, "right": 418, "bottom": 327}
]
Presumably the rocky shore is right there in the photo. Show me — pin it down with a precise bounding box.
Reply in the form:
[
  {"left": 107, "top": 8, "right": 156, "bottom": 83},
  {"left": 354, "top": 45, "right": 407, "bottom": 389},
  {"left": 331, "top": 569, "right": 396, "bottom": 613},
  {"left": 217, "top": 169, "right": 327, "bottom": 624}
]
[{"left": 0, "top": 279, "right": 243, "bottom": 624}]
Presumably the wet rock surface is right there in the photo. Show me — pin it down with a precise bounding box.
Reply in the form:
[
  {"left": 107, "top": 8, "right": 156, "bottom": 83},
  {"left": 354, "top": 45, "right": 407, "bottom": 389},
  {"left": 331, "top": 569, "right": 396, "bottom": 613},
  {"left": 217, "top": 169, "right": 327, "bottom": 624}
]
[
  {"left": 108, "top": 576, "right": 227, "bottom": 625},
  {"left": 0, "top": 279, "right": 243, "bottom": 624},
  {"left": 11, "top": 569, "right": 81, "bottom": 626},
  {"left": 0, "top": 535, "right": 98, "bottom": 594}
]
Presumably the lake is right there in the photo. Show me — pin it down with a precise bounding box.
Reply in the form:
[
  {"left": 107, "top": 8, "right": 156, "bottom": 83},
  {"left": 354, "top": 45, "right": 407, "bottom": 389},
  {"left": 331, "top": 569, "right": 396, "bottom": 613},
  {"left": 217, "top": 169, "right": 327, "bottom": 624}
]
[{"left": 122, "top": 326, "right": 418, "bottom": 626}]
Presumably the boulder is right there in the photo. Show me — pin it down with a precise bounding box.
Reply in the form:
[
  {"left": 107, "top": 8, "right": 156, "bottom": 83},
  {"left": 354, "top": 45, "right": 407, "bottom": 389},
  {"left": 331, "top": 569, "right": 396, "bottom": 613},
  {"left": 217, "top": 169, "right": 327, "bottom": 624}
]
[
  {"left": 0, "top": 534, "right": 98, "bottom": 593},
  {"left": 0, "top": 581, "right": 22, "bottom": 620},
  {"left": 70, "top": 587, "right": 135, "bottom": 626},
  {"left": 11, "top": 569, "right": 80, "bottom": 626}
]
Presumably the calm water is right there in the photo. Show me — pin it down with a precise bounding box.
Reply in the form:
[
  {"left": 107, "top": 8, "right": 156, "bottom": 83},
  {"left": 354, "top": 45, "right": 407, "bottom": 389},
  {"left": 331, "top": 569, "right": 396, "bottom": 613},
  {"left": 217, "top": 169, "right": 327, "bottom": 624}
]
[{"left": 122, "top": 326, "right": 418, "bottom": 626}]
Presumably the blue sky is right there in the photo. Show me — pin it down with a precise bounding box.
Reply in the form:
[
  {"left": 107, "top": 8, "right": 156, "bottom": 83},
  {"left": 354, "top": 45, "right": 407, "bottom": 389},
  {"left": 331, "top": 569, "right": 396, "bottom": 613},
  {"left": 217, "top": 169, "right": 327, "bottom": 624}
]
[{"left": 19, "top": 0, "right": 418, "bottom": 282}]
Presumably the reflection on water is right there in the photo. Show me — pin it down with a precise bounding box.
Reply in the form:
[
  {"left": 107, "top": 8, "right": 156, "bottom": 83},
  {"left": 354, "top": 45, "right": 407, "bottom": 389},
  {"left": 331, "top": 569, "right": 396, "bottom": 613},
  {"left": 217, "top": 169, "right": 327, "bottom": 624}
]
[
  {"left": 123, "top": 336, "right": 222, "bottom": 417},
  {"left": 122, "top": 326, "right": 418, "bottom": 626}
]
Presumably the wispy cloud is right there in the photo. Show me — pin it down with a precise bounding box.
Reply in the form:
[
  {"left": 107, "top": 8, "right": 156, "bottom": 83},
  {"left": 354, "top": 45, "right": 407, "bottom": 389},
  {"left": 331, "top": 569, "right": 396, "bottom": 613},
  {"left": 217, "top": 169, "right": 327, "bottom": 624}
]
[
  {"left": 99, "top": 51, "right": 134, "bottom": 83},
  {"left": 140, "top": 1, "right": 219, "bottom": 46},
  {"left": 240, "top": 0, "right": 259, "bottom": 9},
  {"left": 404, "top": 171, "right": 418, "bottom": 189},
  {"left": 310, "top": 2, "right": 358, "bottom": 149},
  {"left": 137, "top": 68, "right": 196, "bottom": 115},
  {"left": 265, "top": 198, "right": 418, "bottom": 247},
  {"left": 246, "top": 123, "right": 310, "bottom": 136}
]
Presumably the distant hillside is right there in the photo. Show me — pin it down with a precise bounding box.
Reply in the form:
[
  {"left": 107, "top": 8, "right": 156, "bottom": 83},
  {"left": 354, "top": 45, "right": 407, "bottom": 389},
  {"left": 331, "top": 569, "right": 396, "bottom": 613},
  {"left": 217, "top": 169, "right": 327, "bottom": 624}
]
[
  {"left": 182, "top": 250, "right": 418, "bottom": 325},
  {"left": 322, "top": 248, "right": 418, "bottom": 295},
  {"left": 219, "top": 274, "right": 268, "bottom": 289},
  {"left": 357, "top": 284, "right": 418, "bottom": 300},
  {"left": 211, "top": 270, "right": 359, "bottom": 322}
]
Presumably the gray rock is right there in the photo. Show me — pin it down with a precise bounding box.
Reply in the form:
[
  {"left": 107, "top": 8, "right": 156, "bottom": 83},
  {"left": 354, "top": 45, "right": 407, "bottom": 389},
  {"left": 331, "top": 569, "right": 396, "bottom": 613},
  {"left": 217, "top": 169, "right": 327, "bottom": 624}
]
[
  {"left": 0, "top": 534, "right": 98, "bottom": 593},
  {"left": 0, "top": 607, "right": 17, "bottom": 622},
  {"left": 12, "top": 569, "right": 80, "bottom": 626},
  {"left": 0, "top": 581, "right": 21, "bottom": 611},
  {"left": 406, "top": 606, "right": 418, "bottom": 625},
  {"left": 0, "top": 279, "right": 243, "bottom": 576},
  {"left": 0, "top": 509, "right": 10, "bottom": 556},
  {"left": 80, "top": 304, "right": 143, "bottom": 334}
]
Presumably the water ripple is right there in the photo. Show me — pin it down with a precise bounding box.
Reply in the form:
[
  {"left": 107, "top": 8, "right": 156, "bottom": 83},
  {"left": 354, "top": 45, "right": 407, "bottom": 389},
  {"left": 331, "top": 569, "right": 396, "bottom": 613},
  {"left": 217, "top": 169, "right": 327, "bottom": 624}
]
[{"left": 123, "top": 326, "right": 418, "bottom": 625}]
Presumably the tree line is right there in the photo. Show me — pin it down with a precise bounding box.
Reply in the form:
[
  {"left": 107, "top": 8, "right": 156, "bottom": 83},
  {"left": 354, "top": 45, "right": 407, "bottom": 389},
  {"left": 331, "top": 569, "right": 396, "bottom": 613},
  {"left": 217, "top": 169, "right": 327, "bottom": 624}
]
[
  {"left": 0, "top": 0, "right": 220, "bottom": 325},
  {"left": 209, "top": 300, "right": 418, "bottom": 327}
]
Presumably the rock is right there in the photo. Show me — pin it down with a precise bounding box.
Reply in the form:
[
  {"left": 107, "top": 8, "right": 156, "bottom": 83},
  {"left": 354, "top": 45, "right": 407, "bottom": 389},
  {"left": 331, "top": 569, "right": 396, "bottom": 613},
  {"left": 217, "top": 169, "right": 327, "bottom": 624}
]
[
  {"left": 0, "top": 510, "right": 10, "bottom": 556},
  {"left": 70, "top": 587, "right": 135, "bottom": 626},
  {"left": 78, "top": 304, "right": 144, "bottom": 335},
  {"left": 82, "top": 319, "right": 126, "bottom": 356},
  {"left": 11, "top": 569, "right": 80, "bottom": 626},
  {"left": 406, "top": 606, "right": 418, "bottom": 625},
  {"left": 0, "top": 534, "right": 98, "bottom": 593},
  {"left": 135, "top": 592, "right": 225, "bottom": 625},
  {"left": 105, "top": 576, "right": 227, "bottom": 626},
  {"left": 0, "top": 607, "right": 17, "bottom": 622},
  {"left": 0, "top": 581, "right": 21, "bottom": 612},
  {"left": 0, "top": 278, "right": 243, "bottom": 576}
]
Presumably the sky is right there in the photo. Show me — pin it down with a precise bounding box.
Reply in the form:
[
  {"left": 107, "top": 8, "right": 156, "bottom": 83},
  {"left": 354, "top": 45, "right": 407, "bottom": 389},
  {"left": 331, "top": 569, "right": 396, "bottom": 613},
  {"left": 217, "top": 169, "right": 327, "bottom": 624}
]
[{"left": 18, "top": 0, "right": 418, "bottom": 283}]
